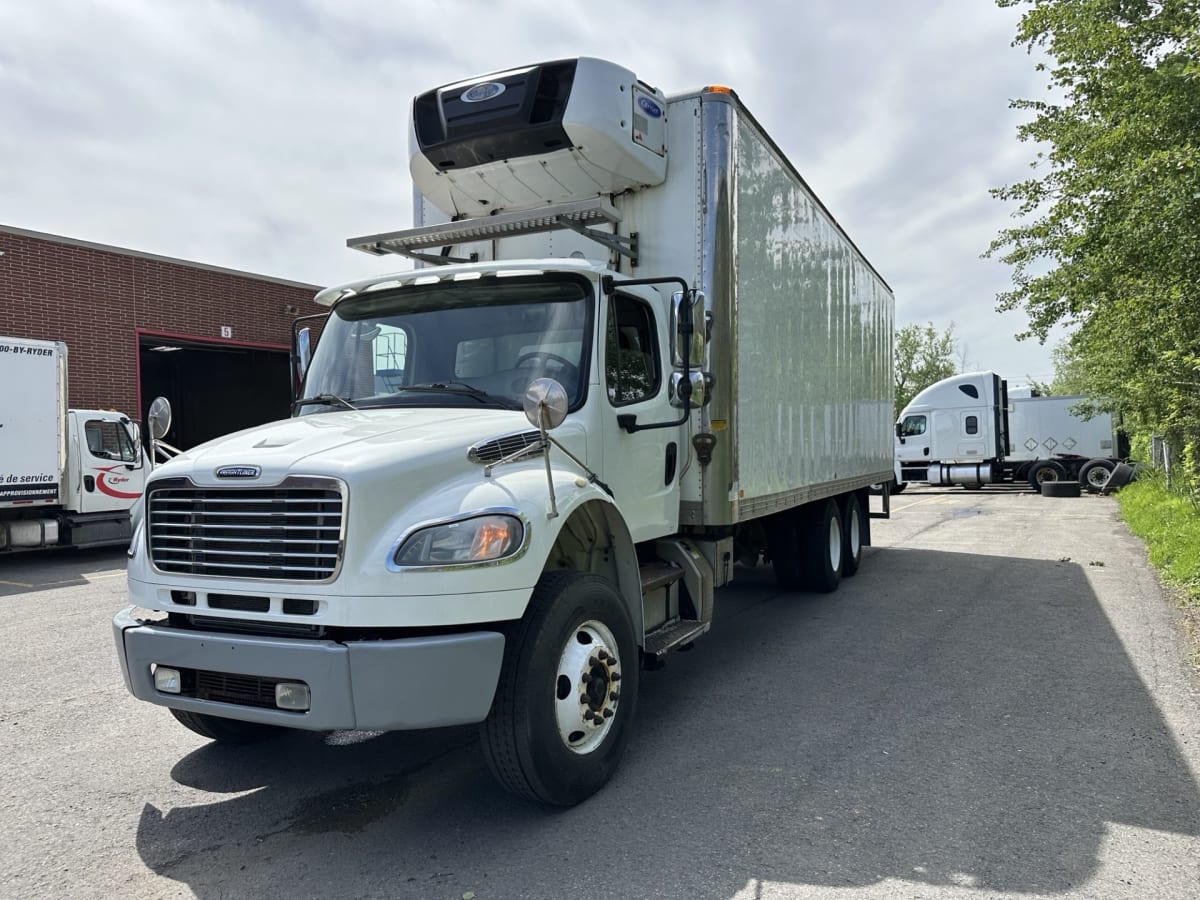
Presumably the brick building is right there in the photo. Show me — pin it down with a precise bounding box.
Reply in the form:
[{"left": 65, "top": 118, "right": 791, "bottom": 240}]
[{"left": 0, "top": 224, "right": 325, "bottom": 449}]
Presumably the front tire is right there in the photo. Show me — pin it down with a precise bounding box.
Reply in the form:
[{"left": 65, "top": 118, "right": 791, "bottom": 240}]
[
  {"left": 480, "top": 571, "right": 639, "bottom": 806},
  {"left": 169, "top": 709, "right": 285, "bottom": 744}
]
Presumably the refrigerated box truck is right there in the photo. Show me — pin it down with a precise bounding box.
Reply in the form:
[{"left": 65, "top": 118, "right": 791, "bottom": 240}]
[
  {"left": 114, "top": 58, "right": 895, "bottom": 805},
  {"left": 893, "top": 371, "right": 1125, "bottom": 492},
  {"left": 1, "top": 336, "right": 148, "bottom": 551}
]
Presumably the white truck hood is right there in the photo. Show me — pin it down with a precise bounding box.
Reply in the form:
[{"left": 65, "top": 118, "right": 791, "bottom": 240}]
[{"left": 151, "top": 407, "right": 536, "bottom": 487}]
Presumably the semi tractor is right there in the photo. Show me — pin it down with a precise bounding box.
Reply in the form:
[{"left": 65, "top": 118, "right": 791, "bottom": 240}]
[
  {"left": 892, "top": 371, "right": 1125, "bottom": 492},
  {"left": 113, "top": 58, "right": 895, "bottom": 805},
  {"left": 1, "top": 336, "right": 148, "bottom": 552}
]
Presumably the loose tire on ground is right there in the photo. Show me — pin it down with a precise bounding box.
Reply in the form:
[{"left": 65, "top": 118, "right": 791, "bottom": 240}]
[
  {"left": 1079, "top": 458, "right": 1116, "bottom": 493},
  {"left": 1041, "top": 480, "right": 1082, "bottom": 498},
  {"left": 841, "top": 493, "right": 863, "bottom": 577},
  {"left": 169, "top": 709, "right": 286, "bottom": 744},
  {"left": 480, "top": 570, "right": 638, "bottom": 806},
  {"left": 1027, "top": 460, "right": 1067, "bottom": 491},
  {"left": 1101, "top": 462, "right": 1135, "bottom": 494}
]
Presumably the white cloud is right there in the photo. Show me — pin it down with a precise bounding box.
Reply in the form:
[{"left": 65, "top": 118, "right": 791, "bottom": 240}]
[{"left": 0, "top": 0, "right": 1063, "bottom": 378}]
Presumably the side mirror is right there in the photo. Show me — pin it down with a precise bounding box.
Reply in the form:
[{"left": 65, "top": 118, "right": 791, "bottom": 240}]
[
  {"left": 148, "top": 396, "right": 173, "bottom": 440},
  {"left": 523, "top": 378, "right": 568, "bottom": 431},
  {"left": 670, "top": 290, "right": 707, "bottom": 367},
  {"left": 895, "top": 422, "right": 906, "bottom": 445},
  {"left": 669, "top": 371, "right": 713, "bottom": 409},
  {"left": 126, "top": 421, "right": 144, "bottom": 469},
  {"left": 296, "top": 327, "right": 312, "bottom": 385}
]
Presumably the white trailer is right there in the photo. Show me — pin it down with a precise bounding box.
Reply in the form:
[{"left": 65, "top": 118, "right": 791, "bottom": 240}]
[
  {"left": 893, "top": 371, "right": 1125, "bottom": 492},
  {"left": 0, "top": 336, "right": 149, "bottom": 551},
  {"left": 114, "top": 58, "right": 895, "bottom": 805}
]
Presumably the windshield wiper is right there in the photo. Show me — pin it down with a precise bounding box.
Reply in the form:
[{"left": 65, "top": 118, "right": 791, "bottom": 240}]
[
  {"left": 292, "top": 393, "right": 359, "bottom": 413},
  {"left": 397, "top": 383, "right": 522, "bottom": 409}
]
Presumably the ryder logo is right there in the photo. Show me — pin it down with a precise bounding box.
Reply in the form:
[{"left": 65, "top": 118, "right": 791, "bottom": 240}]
[{"left": 95, "top": 466, "right": 143, "bottom": 500}]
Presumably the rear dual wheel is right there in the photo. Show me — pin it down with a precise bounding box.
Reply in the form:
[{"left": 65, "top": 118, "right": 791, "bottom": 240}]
[
  {"left": 768, "top": 498, "right": 849, "bottom": 593},
  {"left": 1079, "top": 458, "right": 1116, "bottom": 493},
  {"left": 1027, "top": 460, "right": 1067, "bottom": 491}
]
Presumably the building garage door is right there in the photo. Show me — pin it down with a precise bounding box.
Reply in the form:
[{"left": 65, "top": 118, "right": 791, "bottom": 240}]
[{"left": 139, "top": 334, "right": 292, "bottom": 451}]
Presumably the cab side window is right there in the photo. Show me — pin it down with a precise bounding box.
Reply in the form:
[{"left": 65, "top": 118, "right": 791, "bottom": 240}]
[
  {"left": 901, "top": 415, "right": 927, "bottom": 437},
  {"left": 606, "top": 295, "right": 660, "bottom": 405},
  {"left": 85, "top": 420, "right": 136, "bottom": 462}
]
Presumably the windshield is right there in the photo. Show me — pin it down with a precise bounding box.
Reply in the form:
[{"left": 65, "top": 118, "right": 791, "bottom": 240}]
[{"left": 299, "top": 272, "right": 593, "bottom": 414}]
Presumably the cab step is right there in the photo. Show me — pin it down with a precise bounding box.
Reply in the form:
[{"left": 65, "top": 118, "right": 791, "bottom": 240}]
[{"left": 644, "top": 618, "right": 708, "bottom": 659}]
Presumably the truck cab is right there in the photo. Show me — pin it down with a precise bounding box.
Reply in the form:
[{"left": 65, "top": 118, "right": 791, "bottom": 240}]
[{"left": 895, "top": 372, "right": 1008, "bottom": 487}]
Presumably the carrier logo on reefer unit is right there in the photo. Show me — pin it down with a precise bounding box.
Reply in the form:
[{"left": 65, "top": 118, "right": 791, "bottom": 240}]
[
  {"left": 637, "top": 96, "right": 663, "bottom": 118},
  {"left": 461, "top": 82, "right": 506, "bottom": 103},
  {"left": 216, "top": 465, "right": 261, "bottom": 479}
]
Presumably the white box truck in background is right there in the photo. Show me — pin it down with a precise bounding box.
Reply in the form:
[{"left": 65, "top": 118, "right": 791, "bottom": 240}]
[
  {"left": 1, "top": 336, "right": 149, "bottom": 551},
  {"left": 893, "top": 371, "right": 1126, "bottom": 493},
  {"left": 114, "top": 58, "right": 895, "bottom": 805}
]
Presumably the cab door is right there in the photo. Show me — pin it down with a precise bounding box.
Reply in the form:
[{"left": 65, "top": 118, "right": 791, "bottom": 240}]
[
  {"left": 600, "top": 290, "right": 681, "bottom": 543},
  {"left": 72, "top": 412, "right": 147, "bottom": 515},
  {"left": 896, "top": 412, "right": 930, "bottom": 462}
]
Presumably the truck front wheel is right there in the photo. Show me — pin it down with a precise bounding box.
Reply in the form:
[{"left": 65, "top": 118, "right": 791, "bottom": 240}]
[
  {"left": 480, "top": 571, "right": 639, "bottom": 806},
  {"left": 169, "top": 709, "right": 285, "bottom": 744}
]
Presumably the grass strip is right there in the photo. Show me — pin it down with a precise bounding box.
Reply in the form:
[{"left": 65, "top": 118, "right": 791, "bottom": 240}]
[{"left": 1116, "top": 476, "right": 1200, "bottom": 606}]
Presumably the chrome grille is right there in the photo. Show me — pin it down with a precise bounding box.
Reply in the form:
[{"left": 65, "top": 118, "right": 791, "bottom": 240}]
[
  {"left": 467, "top": 430, "right": 544, "bottom": 465},
  {"left": 148, "top": 481, "right": 344, "bottom": 581}
]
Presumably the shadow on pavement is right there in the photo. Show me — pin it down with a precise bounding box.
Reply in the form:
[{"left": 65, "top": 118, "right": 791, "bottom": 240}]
[
  {"left": 0, "top": 545, "right": 126, "bottom": 596},
  {"left": 134, "top": 547, "right": 1200, "bottom": 898}
]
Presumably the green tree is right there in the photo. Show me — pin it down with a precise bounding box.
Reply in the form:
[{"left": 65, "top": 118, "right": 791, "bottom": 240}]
[
  {"left": 988, "top": 0, "right": 1200, "bottom": 490},
  {"left": 894, "top": 322, "right": 959, "bottom": 417}
]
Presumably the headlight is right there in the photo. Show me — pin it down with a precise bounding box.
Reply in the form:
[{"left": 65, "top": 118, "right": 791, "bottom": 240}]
[{"left": 394, "top": 514, "right": 525, "bottom": 567}]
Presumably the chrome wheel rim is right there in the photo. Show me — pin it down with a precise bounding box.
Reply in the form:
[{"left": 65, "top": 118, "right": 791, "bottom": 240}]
[{"left": 554, "top": 619, "right": 622, "bottom": 755}]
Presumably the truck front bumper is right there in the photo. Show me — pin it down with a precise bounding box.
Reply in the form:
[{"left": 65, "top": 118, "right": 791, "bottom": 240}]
[{"left": 112, "top": 608, "right": 505, "bottom": 731}]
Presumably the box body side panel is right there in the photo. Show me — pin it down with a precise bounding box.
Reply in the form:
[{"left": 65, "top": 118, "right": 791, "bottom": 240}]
[
  {"left": 0, "top": 337, "right": 67, "bottom": 508},
  {"left": 1007, "top": 396, "right": 1118, "bottom": 461},
  {"left": 724, "top": 109, "right": 894, "bottom": 520}
]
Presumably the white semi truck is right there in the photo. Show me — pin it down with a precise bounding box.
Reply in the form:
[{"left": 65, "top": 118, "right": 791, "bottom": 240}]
[
  {"left": 892, "top": 371, "right": 1126, "bottom": 492},
  {"left": 114, "top": 58, "right": 895, "bottom": 805},
  {"left": 0, "top": 336, "right": 148, "bottom": 551}
]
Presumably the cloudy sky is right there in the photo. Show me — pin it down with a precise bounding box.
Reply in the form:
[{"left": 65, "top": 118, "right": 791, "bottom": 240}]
[{"left": 1, "top": 0, "right": 1067, "bottom": 382}]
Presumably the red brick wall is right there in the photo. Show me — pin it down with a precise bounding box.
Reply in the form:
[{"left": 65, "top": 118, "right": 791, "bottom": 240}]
[{"left": 0, "top": 228, "right": 325, "bottom": 420}]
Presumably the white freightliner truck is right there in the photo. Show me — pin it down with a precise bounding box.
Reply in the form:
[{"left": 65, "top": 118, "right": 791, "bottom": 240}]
[
  {"left": 114, "top": 58, "right": 895, "bottom": 805},
  {"left": 892, "top": 371, "right": 1126, "bottom": 493},
  {"left": 1, "top": 336, "right": 148, "bottom": 552}
]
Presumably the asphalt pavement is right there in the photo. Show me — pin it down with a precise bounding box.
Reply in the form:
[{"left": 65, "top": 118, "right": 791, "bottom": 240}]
[{"left": 1, "top": 485, "right": 1198, "bottom": 899}]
